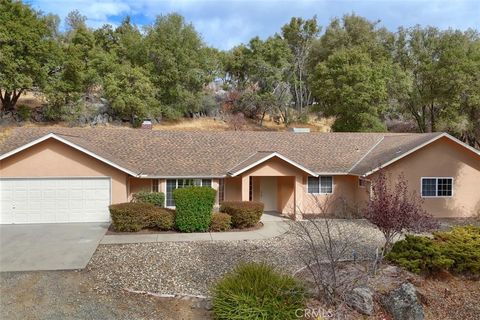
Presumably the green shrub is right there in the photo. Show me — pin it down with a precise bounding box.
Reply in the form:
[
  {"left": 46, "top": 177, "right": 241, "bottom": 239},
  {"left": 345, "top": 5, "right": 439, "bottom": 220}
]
[
  {"left": 434, "top": 226, "right": 480, "bottom": 275},
  {"left": 212, "top": 262, "right": 306, "bottom": 320},
  {"left": 210, "top": 213, "right": 232, "bottom": 232},
  {"left": 132, "top": 191, "right": 165, "bottom": 207},
  {"left": 386, "top": 235, "right": 454, "bottom": 274},
  {"left": 173, "top": 187, "right": 216, "bottom": 232},
  {"left": 386, "top": 226, "right": 480, "bottom": 276},
  {"left": 109, "top": 202, "right": 175, "bottom": 232},
  {"left": 145, "top": 208, "right": 175, "bottom": 231},
  {"left": 16, "top": 105, "right": 31, "bottom": 121},
  {"left": 220, "top": 201, "right": 264, "bottom": 229}
]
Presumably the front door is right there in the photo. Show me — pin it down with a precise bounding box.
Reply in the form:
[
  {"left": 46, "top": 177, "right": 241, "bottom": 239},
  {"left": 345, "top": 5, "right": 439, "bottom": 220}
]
[{"left": 260, "top": 177, "right": 277, "bottom": 211}]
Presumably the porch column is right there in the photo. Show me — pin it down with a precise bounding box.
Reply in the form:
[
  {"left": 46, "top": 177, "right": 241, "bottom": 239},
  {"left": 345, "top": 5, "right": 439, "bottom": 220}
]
[
  {"left": 241, "top": 175, "right": 250, "bottom": 201},
  {"left": 294, "top": 175, "right": 304, "bottom": 220}
]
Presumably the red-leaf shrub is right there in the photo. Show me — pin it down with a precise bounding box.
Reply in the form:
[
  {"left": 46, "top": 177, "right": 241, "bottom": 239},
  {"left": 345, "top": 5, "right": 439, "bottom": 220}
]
[{"left": 364, "top": 171, "right": 438, "bottom": 256}]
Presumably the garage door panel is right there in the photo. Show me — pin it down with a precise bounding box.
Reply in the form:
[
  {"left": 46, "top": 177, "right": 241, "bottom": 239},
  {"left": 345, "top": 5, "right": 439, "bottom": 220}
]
[{"left": 0, "top": 178, "right": 111, "bottom": 224}]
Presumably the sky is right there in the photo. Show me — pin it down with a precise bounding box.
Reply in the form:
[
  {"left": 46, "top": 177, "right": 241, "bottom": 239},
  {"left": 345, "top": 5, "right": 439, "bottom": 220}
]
[{"left": 27, "top": 0, "right": 480, "bottom": 50}]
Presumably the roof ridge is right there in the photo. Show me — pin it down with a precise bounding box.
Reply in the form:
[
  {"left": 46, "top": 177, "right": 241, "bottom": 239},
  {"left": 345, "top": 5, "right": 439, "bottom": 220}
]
[{"left": 348, "top": 136, "right": 386, "bottom": 173}]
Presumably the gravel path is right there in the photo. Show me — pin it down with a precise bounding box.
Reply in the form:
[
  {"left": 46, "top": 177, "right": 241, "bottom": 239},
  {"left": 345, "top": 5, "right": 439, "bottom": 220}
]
[{"left": 87, "top": 220, "right": 384, "bottom": 296}]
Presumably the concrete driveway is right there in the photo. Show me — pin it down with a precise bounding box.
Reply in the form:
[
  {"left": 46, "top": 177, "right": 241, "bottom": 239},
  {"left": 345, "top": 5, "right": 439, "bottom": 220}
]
[{"left": 0, "top": 223, "right": 108, "bottom": 272}]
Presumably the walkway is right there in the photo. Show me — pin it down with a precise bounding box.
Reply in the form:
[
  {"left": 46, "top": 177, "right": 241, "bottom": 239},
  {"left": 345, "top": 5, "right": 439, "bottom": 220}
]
[{"left": 100, "top": 212, "right": 290, "bottom": 245}]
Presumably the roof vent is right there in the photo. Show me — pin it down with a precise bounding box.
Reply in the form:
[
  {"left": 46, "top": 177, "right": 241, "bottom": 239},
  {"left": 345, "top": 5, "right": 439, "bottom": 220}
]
[
  {"left": 141, "top": 120, "right": 153, "bottom": 130},
  {"left": 290, "top": 128, "right": 310, "bottom": 133}
]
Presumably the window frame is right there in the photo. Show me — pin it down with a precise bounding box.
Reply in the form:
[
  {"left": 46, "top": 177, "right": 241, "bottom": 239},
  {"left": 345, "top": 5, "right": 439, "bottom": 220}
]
[
  {"left": 420, "top": 177, "right": 454, "bottom": 198},
  {"left": 151, "top": 179, "right": 159, "bottom": 192},
  {"left": 165, "top": 178, "right": 213, "bottom": 207},
  {"left": 307, "top": 176, "right": 334, "bottom": 195}
]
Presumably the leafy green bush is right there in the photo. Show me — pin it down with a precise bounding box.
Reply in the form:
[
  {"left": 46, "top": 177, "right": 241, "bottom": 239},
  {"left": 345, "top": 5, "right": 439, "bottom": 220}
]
[
  {"left": 210, "top": 213, "right": 232, "bottom": 232},
  {"left": 220, "top": 201, "right": 264, "bottom": 229},
  {"left": 173, "top": 187, "right": 216, "bottom": 232},
  {"left": 109, "top": 202, "right": 175, "bottom": 232},
  {"left": 145, "top": 208, "right": 175, "bottom": 231},
  {"left": 386, "top": 226, "right": 480, "bottom": 276},
  {"left": 212, "top": 262, "right": 306, "bottom": 320},
  {"left": 434, "top": 226, "right": 480, "bottom": 275},
  {"left": 386, "top": 235, "right": 454, "bottom": 274},
  {"left": 132, "top": 191, "right": 165, "bottom": 207},
  {"left": 16, "top": 105, "right": 31, "bottom": 121}
]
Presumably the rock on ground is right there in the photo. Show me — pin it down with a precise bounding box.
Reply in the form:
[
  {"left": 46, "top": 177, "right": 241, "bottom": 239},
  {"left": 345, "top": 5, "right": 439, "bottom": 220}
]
[
  {"left": 382, "top": 282, "right": 424, "bottom": 320},
  {"left": 346, "top": 287, "right": 374, "bottom": 315}
]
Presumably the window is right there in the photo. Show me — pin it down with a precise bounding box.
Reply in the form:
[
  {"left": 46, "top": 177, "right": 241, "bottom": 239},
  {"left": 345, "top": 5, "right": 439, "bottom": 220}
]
[
  {"left": 218, "top": 178, "right": 225, "bottom": 204},
  {"left": 151, "top": 179, "right": 159, "bottom": 192},
  {"left": 307, "top": 176, "right": 333, "bottom": 194},
  {"left": 421, "top": 177, "right": 453, "bottom": 197},
  {"left": 165, "top": 178, "right": 212, "bottom": 207}
]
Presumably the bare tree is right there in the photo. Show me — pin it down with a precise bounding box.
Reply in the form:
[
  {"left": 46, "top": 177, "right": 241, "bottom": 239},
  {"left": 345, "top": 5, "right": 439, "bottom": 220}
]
[{"left": 291, "top": 195, "right": 376, "bottom": 306}]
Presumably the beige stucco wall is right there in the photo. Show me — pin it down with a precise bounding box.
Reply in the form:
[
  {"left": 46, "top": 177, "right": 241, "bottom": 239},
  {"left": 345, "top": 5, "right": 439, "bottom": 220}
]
[
  {"left": 128, "top": 177, "right": 153, "bottom": 200},
  {"left": 0, "top": 138, "right": 129, "bottom": 204},
  {"left": 224, "top": 176, "right": 242, "bottom": 201},
  {"left": 367, "top": 137, "right": 480, "bottom": 217}
]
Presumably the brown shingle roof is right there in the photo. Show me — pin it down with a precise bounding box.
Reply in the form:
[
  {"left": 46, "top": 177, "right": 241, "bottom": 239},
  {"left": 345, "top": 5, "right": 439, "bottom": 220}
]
[{"left": 0, "top": 127, "right": 445, "bottom": 177}]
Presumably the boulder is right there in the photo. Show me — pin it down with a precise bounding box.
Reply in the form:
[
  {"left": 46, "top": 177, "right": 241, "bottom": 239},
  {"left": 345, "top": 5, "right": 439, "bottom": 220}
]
[
  {"left": 346, "top": 287, "right": 374, "bottom": 315},
  {"left": 382, "top": 282, "right": 424, "bottom": 320}
]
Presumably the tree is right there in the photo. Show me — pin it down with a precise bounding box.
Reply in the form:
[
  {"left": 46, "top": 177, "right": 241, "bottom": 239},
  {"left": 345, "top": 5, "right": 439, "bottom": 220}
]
[
  {"left": 364, "top": 171, "right": 437, "bottom": 260},
  {"left": 310, "top": 47, "right": 390, "bottom": 131},
  {"left": 0, "top": 0, "right": 58, "bottom": 112},
  {"left": 281, "top": 16, "right": 320, "bottom": 111},
  {"left": 144, "top": 14, "right": 212, "bottom": 119},
  {"left": 103, "top": 63, "right": 159, "bottom": 124}
]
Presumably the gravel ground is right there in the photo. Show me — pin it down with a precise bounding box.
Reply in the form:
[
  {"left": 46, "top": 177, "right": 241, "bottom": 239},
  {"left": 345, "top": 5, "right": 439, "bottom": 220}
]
[
  {"left": 0, "top": 271, "right": 211, "bottom": 320},
  {"left": 86, "top": 219, "right": 384, "bottom": 296}
]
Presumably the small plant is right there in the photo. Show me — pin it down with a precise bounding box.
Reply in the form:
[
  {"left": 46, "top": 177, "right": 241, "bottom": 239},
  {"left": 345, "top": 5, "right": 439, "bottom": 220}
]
[
  {"left": 386, "top": 226, "right": 480, "bottom": 276},
  {"left": 16, "top": 105, "right": 31, "bottom": 121},
  {"left": 109, "top": 202, "right": 175, "bottom": 232},
  {"left": 212, "top": 262, "right": 306, "bottom": 320},
  {"left": 210, "top": 213, "right": 232, "bottom": 232},
  {"left": 173, "top": 186, "right": 216, "bottom": 232},
  {"left": 386, "top": 235, "right": 454, "bottom": 274},
  {"left": 220, "top": 201, "right": 264, "bottom": 228},
  {"left": 145, "top": 208, "right": 175, "bottom": 231},
  {"left": 132, "top": 191, "right": 165, "bottom": 207}
]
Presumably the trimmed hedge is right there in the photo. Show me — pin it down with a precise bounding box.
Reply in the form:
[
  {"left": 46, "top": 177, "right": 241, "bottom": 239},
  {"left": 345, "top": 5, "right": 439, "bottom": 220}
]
[
  {"left": 210, "top": 213, "right": 232, "bottom": 232},
  {"left": 132, "top": 191, "right": 165, "bottom": 207},
  {"left": 145, "top": 208, "right": 175, "bottom": 231},
  {"left": 173, "top": 187, "right": 216, "bottom": 232},
  {"left": 212, "top": 262, "right": 306, "bottom": 320},
  {"left": 109, "top": 202, "right": 175, "bottom": 232},
  {"left": 220, "top": 201, "right": 264, "bottom": 229},
  {"left": 386, "top": 226, "right": 480, "bottom": 276}
]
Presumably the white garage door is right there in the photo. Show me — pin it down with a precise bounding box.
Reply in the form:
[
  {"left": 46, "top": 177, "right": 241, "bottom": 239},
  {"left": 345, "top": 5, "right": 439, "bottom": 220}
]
[{"left": 0, "top": 178, "right": 111, "bottom": 224}]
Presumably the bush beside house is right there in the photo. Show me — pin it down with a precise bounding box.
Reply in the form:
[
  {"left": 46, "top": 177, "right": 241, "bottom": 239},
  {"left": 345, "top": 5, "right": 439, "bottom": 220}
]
[
  {"left": 132, "top": 191, "right": 165, "bottom": 207},
  {"left": 173, "top": 186, "right": 217, "bottom": 232},
  {"left": 109, "top": 202, "right": 175, "bottom": 232},
  {"left": 210, "top": 213, "right": 232, "bottom": 232},
  {"left": 220, "top": 201, "right": 264, "bottom": 228},
  {"left": 386, "top": 226, "right": 480, "bottom": 276},
  {"left": 212, "top": 262, "right": 306, "bottom": 320}
]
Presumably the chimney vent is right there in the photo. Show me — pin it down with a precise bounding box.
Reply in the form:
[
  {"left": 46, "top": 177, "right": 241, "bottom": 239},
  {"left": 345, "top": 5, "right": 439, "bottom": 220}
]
[
  {"left": 290, "top": 128, "right": 310, "bottom": 133},
  {"left": 141, "top": 120, "right": 153, "bottom": 130}
]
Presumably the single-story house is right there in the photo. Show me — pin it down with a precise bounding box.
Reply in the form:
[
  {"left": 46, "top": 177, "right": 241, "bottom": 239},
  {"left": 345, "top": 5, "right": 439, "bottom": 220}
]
[{"left": 0, "top": 127, "right": 479, "bottom": 224}]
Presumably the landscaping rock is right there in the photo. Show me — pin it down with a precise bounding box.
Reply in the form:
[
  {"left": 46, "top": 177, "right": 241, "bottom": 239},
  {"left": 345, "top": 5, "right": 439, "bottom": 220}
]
[
  {"left": 382, "top": 282, "right": 424, "bottom": 320},
  {"left": 346, "top": 287, "right": 373, "bottom": 315}
]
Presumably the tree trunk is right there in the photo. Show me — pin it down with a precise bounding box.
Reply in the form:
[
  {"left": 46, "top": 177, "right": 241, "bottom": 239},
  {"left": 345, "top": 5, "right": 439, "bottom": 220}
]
[
  {"left": 429, "top": 103, "right": 436, "bottom": 132},
  {"left": 0, "top": 89, "right": 23, "bottom": 113}
]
